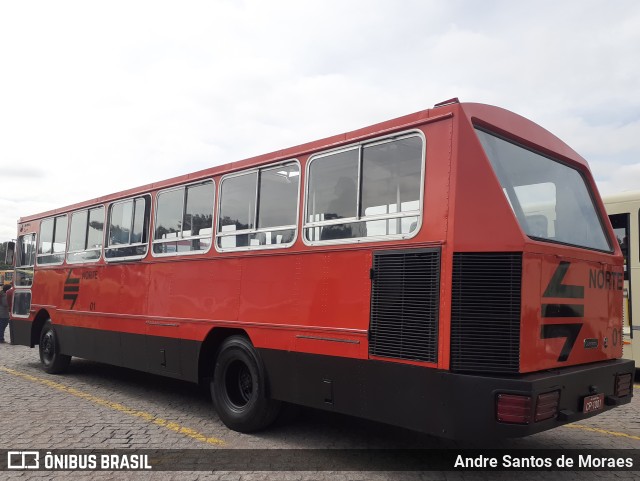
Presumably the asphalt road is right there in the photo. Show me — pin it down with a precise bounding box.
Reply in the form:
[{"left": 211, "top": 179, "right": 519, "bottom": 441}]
[{"left": 0, "top": 332, "right": 638, "bottom": 481}]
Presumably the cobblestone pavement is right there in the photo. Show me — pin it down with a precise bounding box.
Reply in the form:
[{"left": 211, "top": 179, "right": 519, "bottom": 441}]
[{"left": 0, "top": 332, "right": 638, "bottom": 481}]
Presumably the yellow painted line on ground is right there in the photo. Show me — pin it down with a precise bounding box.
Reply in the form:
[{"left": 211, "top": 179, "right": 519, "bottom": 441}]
[
  {"left": 0, "top": 366, "right": 224, "bottom": 446},
  {"left": 563, "top": 423, "right": 640, "bottom": 441}
]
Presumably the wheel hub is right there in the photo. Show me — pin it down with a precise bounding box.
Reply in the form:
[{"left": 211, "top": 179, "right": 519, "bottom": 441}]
[{"left": 225, "top": 360, "right": 254, "bottom": 407}]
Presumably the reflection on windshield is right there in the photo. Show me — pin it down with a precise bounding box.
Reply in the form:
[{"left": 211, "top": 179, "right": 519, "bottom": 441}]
[{"left": 476, "top": 129, "right": 610, "bottom": 251}]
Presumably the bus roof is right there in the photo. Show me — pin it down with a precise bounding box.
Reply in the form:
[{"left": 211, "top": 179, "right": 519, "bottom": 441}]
[{"left": 602, "top": 190, "right": 640, "bottom": 205}]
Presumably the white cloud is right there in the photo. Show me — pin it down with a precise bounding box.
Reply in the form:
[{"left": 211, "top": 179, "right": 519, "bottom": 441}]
[{"left": 1, "top": 0, "right": 640, "bottom": 241}]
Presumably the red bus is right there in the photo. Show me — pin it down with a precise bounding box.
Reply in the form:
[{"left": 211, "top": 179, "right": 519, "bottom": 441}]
[{"left": 8, "top": 99, "right": 634, "bottom": 439}]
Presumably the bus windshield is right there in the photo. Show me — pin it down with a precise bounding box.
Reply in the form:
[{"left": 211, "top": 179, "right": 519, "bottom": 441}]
[{"left": 476, "top": 128, "right": 611, "bottom": 252}]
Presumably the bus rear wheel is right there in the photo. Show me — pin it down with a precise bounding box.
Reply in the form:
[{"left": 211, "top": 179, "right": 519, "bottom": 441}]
[
  {"left": 39, "top": 320, "right": 71, "bottom": 374},
  {"left": 211, "top": 336, "right": 281, "bottom": 432}
]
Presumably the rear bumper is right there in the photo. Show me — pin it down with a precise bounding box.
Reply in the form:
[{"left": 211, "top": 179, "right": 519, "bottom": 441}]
[
  {"left": 439, "top": 359, "right": 634, "bottom": 438},
  {"left": 260, "top": 349, "right": 634, "bottom": 439}
]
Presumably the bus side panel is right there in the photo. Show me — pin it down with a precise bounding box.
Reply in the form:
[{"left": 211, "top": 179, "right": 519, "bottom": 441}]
[
  {"left": 56, "top": 263, "right": 150, "bottom": 333},
  {"left": 417, "top": 117, "right": 453, "bottom": 245},
  {"left": 449, "top": 111, "right": 526, "bottom": 253},
  {"left": 53, "top": 263, "right": 150, "bottom": 366},
  {"left": 605, "top": 202, "right": 640, "bottom": 369},
  {"left": 146, "top": 257, "right": 241, "bottom": 329},
  {"left": 26, "top": 259, "right": 205, "bottom": 382},
  {"left": 9, "top": 319, "right": 32, "bottom": 347},
  {"left": 240, "top": 250, "right": 371, "bottom": 356},
  {"left": 64, "top": 265, "right": 107, "bottom": 317},
  {"left": 32, "top": 268, "right": 68, "bottom": 309}
]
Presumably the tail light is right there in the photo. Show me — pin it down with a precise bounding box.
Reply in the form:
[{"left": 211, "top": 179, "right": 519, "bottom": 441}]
[
  {"left": 535, "top": 390, "right": 560, "bottom": 422},
  {"left": 615, "top": 373, "right": 633, "bottom": 398},
  {"left": 496, "top": 394, "right": 531, "bottom": 424},
  {"left": 497, "top": 391, "right": 561, "bottom": 424}
]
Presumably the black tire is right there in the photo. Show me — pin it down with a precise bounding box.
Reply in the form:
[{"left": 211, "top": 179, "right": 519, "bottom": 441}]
[
  {"left": 211, "top": 336, "right": 281, "bottom": 432},
  {"left": 39, "top": 320, "right": 71, "bottom": 374}
]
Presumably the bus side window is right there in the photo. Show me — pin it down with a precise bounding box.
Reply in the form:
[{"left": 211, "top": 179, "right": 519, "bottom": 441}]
[
  {"left": 306, "top": 148, "right": 359, "bottom": 242},
  {"left": 15, "top": 233, "right": 35, "bottom": 287},
  {"left": 67, "top": 206, "right": 104, "bottom": 263},
  {"left": 255, "top": 163, "right": 299, "bottom": 245},
  {"left": 218, "top": 172, "right": 256, "bottom": 249},
  {"left": 153, "top": 181, "right": 215, "bottom": 256},
  {"left": 105, "top": 196, "right": 150, "bottom": 261},
  {"left": 361, "top": 136, "right": 422, "bottom": 236},
  {"left": 37, "top": 215, "right": 68, "bottom": 265},
  {"left": 216, "top": 162, "right": 299, "bottom": 251},
  {"left": 305, "top": 133, "right": 423, "bottom": 243}
]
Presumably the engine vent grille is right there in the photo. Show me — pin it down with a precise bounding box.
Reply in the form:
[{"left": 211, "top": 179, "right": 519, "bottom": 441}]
[
  {"left": 450, "top": 252, "right": 522, "bottom": 373},
  {"left": 369, "top": 248, "right": 441, "bottom": 363}
]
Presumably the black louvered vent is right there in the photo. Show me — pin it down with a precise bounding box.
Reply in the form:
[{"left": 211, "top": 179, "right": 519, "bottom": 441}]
[
  {"left": 450, "top": 252, "right": 522, "bottom": 373},
  {"left": 369, "top": 248, "right": 441, "bottom": 363}
]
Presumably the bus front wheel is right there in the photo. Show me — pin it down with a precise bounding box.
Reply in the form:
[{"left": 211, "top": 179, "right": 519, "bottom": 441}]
[
  {"left": 39, "top": 320, "right": 71, "bottom": 374},
  {"left": 211, "top": 336, "right": 281, "bottom": 432}
]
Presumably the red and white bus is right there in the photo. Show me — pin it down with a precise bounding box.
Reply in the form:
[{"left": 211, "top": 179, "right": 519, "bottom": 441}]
[{"left": 8, "top": 99, "right": 634, "bottom": 439}]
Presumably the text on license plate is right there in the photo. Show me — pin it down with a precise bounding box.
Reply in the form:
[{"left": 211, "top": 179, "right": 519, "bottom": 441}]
[{"left": 583, "top": 393, "right": 605, "bottom": 413}]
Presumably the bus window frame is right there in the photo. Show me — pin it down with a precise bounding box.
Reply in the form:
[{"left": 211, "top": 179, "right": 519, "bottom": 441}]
[
  {"left": 16, "top": 233, "right": 36, "bottom": 275},
  {"left": 36, "top": 214, "right": 69, "bottom": 266},
  {"left": 151, "top": 179, "right": 216, "bottom": 258},
  {"left": 13, "top": 232, "right": 36, "bottom": 317},
  {"left": 11, "top": 290, "right": 32, "bottom": 319},
  {"left": 104, "top": 194, "right": 152, "bottom": 263},
  {"left": 302, "top": 130, "right": 425, "bottom": 247},
  {"left": 215, "top": 159, "right": 301, "bottom": 253},
  {"left": 66, "top": 205, "right": 106, "bottom": 265},
  {"left": 608, "top": 212, "right": 630, "bottom": 280}
]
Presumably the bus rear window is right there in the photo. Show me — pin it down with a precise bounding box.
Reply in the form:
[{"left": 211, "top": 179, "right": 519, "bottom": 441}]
[{"left": 475, "top": 129, "right": 611, "bottom": 252}]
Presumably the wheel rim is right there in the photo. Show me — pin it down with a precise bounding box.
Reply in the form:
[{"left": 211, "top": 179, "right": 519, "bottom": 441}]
[
  {"left": 224, "top": 360, "right": 254, "bottom": 408},
  {"left": 41, "top": 330, "right": 55, "bottom": 364}
]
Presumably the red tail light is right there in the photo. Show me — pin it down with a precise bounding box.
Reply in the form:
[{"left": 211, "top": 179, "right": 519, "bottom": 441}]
[
  {"left": 615, "top": 373, "right": 633, "bottom": 397},
  {"left": 496, "top": 394, "right": 532, "bottom": 424},
  {"left": 535, "top": 390, "right": 560, "bottom": 422}
]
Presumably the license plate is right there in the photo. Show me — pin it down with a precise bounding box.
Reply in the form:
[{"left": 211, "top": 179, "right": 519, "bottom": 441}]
[{"left": 582, "top": 393, "right": 605, "bottom": 413}]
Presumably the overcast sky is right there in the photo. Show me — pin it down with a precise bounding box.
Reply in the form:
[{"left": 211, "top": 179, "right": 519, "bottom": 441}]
[{"left": 1, "top": 0, "right": 639, "bottom": 242}]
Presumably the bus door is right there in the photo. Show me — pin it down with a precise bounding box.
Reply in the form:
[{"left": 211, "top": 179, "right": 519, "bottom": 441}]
[{"left": 609, "top": 213, "right": 633, "bottom": 354}]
